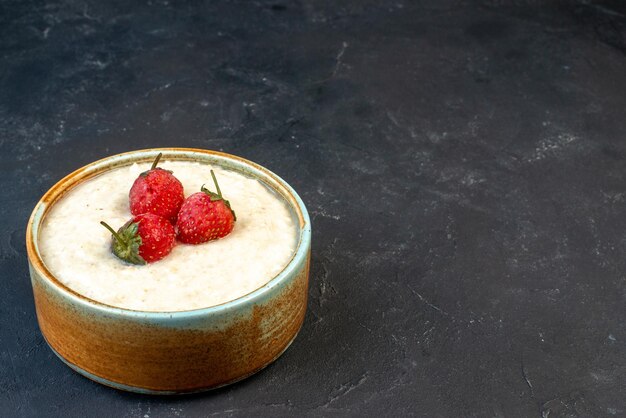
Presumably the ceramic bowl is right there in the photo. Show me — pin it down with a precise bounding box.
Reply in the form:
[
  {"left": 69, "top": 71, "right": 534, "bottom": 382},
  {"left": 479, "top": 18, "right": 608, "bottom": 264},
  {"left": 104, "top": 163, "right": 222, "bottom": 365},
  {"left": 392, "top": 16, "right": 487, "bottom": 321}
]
[{"left": 26, "top": 148, "right": 311, "bottom": 394}]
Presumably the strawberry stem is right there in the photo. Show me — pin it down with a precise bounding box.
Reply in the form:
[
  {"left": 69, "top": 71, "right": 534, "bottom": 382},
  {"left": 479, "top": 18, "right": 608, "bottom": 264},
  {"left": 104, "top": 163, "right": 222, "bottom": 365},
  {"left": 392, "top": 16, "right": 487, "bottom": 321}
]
[
  {"left": 210, "top": 170, "right": 222, "bottom": 198},
  {"left": 151, "top": 152, "right": 162, "bottom": 170},
  {"left": 100, "top": 221, "right": 126, "bottom": 246},
  {"left": 203, "top": 170, "right": 236, "bottom": 222}
]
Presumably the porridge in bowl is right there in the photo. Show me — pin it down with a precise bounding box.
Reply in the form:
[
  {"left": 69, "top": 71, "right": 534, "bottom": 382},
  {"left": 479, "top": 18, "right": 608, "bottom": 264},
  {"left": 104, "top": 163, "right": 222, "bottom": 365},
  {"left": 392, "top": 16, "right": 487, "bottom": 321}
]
[{"left": 39, "top": 160, "right": 299, "bottom": 312}]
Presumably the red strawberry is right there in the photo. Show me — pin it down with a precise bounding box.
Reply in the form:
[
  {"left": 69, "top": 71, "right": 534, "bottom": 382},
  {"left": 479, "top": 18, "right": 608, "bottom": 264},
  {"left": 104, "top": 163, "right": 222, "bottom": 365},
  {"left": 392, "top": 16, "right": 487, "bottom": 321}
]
[
  {"left": 100, "top": 213, "right": 176, "bottom": 264},
  {"left": 129, "top": 153, "right": 184, "bottom": 223},
  {"left": 176, "top": 170, "right": 236, "bottom": 244}
]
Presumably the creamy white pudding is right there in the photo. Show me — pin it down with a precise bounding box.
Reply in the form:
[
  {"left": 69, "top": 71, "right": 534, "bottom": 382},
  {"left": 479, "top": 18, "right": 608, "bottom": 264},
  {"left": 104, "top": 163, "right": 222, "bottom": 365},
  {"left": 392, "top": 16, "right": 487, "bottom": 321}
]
[{"left": 39, "top": 161, "right": 298, "bottom": 312}]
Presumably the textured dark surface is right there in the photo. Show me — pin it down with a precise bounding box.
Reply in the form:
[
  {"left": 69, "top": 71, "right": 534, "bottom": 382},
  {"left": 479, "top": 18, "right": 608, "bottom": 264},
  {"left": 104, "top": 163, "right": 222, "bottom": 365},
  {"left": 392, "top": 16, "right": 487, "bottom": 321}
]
[{"left": 2, "top": 0, "right": 626, "bottom": 416}]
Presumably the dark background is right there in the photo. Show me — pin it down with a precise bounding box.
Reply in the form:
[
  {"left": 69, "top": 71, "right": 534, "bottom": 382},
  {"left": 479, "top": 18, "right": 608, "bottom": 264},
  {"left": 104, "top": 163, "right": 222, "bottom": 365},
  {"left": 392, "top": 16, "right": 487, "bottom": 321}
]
[{"left": 2, "top": 0, "right": 626, "bottom": 416}]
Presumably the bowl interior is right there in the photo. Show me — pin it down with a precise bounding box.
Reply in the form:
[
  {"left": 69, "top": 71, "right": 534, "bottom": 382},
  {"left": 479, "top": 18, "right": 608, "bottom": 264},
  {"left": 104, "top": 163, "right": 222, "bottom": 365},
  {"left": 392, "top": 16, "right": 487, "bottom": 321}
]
[{"left": 26, "top": 148, "right": 311, "bottom": 318}]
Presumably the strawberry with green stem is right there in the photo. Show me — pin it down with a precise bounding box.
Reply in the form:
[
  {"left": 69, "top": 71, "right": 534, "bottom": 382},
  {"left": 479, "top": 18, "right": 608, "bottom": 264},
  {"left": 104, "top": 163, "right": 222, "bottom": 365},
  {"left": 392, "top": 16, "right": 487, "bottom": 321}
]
[
  {"left": 176, "top": 170, "right": 237, "bottom": 244},
  {"left": 129, "top": 153, "right": 185, "bottom": 223},
  {"left": 101, "top": 213, "right": 176, "bottom": 264}
]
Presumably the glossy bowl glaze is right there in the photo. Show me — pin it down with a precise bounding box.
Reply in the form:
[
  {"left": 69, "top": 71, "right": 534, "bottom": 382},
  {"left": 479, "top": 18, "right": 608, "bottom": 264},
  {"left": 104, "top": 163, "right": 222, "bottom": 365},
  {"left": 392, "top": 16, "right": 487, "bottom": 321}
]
[{"left": 26, "top": 148, "right": 311, "bottom": 394}]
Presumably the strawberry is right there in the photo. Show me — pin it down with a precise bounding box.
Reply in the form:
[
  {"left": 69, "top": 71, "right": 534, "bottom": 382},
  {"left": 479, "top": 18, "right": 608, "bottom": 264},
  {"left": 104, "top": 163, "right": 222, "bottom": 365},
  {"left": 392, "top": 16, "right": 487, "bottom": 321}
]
[
  {"left": 176, "top": 170, "right": 236, "bottom": 244},
  {"left": 100, "top": 213, "right": 176, "bottom": 264},
  {"left": 129, "top": 153, "right": 185, "bottom": 223}
]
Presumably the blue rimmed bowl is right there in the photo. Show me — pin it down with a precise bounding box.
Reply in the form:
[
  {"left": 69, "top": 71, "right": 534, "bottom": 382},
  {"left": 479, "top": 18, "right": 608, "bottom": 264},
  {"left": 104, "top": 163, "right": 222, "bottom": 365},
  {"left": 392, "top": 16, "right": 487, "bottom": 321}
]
[{"left": 26, "top": 148, "right": 311, "bottom": 394}]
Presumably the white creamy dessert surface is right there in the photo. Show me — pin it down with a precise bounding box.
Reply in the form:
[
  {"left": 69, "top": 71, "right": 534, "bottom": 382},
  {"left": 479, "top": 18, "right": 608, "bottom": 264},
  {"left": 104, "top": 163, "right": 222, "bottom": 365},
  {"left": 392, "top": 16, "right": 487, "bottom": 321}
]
[{"left": 39, "top": 161, "right": 298, "bottom": 312}]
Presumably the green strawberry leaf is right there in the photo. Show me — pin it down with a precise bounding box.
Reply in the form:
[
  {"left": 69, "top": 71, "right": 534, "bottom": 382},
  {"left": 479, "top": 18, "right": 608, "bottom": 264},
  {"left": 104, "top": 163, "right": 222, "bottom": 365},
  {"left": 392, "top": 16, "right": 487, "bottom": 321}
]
[{"left": 100, "top": 221, "right": 146, "bottom": 265}]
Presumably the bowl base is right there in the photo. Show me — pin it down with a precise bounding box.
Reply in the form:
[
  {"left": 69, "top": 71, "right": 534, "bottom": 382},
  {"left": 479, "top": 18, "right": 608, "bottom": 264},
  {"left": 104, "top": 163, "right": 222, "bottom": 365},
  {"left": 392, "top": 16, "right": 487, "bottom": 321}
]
[{"left": 45, "top": 329, "right": 301, "bottom": 395}]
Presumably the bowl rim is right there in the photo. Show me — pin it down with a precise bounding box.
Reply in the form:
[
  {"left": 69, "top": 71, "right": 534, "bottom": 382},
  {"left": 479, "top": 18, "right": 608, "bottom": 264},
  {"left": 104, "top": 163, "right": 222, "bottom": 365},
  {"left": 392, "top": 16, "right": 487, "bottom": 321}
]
[{"left": 26, "top": 147, "right": 311, "bottom": 319}]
